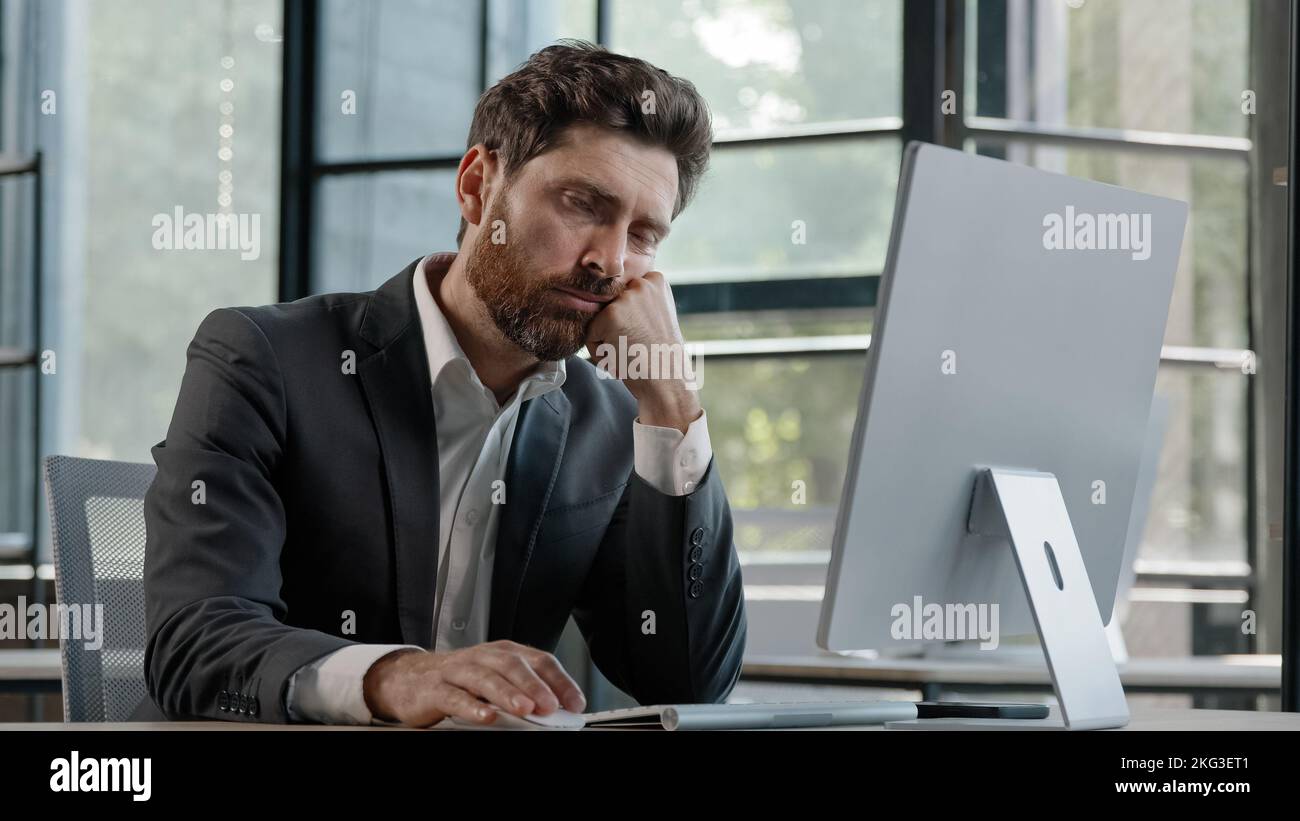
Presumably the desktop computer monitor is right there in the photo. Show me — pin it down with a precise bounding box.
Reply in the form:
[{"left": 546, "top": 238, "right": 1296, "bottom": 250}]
[{"left": 817, "top": 143, "right": 1187, "bottom": 729}]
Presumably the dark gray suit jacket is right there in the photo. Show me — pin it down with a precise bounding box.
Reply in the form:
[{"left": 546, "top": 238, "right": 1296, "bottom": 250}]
[{"left": 134, "top": 258, "right": 747, "bottom": 722}]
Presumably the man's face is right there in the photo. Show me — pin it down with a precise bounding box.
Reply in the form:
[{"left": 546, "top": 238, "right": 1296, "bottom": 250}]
[{"left": 463, "top": 122, "right": 679, "bottom": 362}]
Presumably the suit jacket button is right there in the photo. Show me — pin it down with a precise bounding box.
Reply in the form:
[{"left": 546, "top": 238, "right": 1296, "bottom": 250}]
[
  {"left": 689, "top": 580, "right": 704, "bottom": 599},
  {"left": 688, "top": 545, "right": 704, "bottom": 563},
  {"left": 690, "top": 526, "right": 706, "bottom": 547},
  {"left": 689, "top": 563, "right": 704, "bottom": 581},
  {"left": 238, "top": 694, "right": 248, "bottom": 714},
  {"left": 249, "top": 696, "right": 260, "bottom": 717},
  {"left": 217, "top": 691, "right": 230, "bottom": 711}
]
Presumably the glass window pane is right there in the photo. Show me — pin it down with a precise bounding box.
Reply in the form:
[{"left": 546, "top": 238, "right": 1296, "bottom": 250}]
[
  {"left": 969, "top": 0, "right": 1250, "bottom": 138},
  {"left": 610, "top": 0, "right": 901, "bottom": 133},
  {"left": 969, "top": 141, "right": 1248, "bottom": 350},
  {"left": 0, "top": 170, "right": 36, "bottom": 555},
  {"left": 658, "top": 139, "right": 900, "bottom": 284},
  {"left": 0, "top": 175, "right": 35, "bottom": 352},
  {"left": 1121, "top": 600, "right": 1196, "bottom": 659},
  {"left": 697, "top": 350, "right": 866, "bottom": 552},
  {"left": 317, "top": 0, "right": 482, "bottom": 161},
  {"left": 486, "top": 0, "right": 597, "bottom": 85},
  {"left": 1144, "top": 366, "right": 1248, "bottom": 564},
  {"left": 0, "top": 368, "right": 35, "bottom": 552},
  {"left": 75, "top": 0, "right": 281, "bottom": 466},
  {"left": 698, "top": 351, "right": 1247, "bottom": 570},
  {"left": 314, "top": 171, "right": 460, "bottom": 294}
]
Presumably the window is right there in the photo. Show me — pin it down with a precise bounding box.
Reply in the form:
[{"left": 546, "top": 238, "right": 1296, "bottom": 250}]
[
  {"left": 967, "top": 0, "right": 1258, "bottom": 667},
  {"left": 0, "top": 0, "right": 39, "bottom": 566},
  {"left": 67, "top": 0, "right": 283, "bottom": 476},
  {"left": 6, "top": 1, "right": 281, "bottom": 568},
  {"left": 291, "top": 0, "right": 903, "bottom": 573},
  {"left": 300, "top": 0, "right": 597, "bottom": 294},
  {"left": 281, "top": 0, "right": 1281, "bottom": 675},
  {"left": 610, "top": 1, "right": 902, "bottom": 558}
]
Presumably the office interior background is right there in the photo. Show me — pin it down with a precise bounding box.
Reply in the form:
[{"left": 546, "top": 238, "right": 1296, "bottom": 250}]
[{"left": 0, "top": 0, "right": 1294, "bottom": 718}]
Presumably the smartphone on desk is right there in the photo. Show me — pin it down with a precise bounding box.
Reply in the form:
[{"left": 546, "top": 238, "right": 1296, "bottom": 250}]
[{"left": 915, "top": 702, "right": 1050, "bottom": 720}]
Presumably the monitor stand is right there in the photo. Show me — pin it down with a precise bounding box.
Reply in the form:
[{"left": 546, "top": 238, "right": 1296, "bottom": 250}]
[{"left": 887, "top": 467, "right": 1130, "bottom": 731}]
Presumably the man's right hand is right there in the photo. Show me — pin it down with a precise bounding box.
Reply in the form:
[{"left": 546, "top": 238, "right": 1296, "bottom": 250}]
[{"left": 362, "top": 641, "right": 587, "bottom": 727}]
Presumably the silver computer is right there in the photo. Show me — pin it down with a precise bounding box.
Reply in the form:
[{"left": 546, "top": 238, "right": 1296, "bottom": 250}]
[{"left": 817, "top": 143, "right": 1187, "bottom": 729}]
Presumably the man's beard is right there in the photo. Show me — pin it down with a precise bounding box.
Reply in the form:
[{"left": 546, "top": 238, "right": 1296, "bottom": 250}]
[{"left": 464, "top": 193, "right": 620, "bottom": 362}]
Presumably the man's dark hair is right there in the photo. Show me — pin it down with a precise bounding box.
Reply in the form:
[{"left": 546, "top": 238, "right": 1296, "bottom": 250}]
[{"left": 456, "top": 39, "right": 712, "bottom": 246}]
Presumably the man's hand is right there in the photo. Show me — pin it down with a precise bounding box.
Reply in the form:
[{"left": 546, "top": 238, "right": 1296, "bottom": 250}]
[
  {"left": 584, "top": 270, "right": 702, "bottom": 433},
  {"left": 362, "top": 641, "right": 587, "bottom": 728}
]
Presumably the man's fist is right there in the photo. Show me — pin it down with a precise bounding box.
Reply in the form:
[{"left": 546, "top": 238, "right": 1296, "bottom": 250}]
[{"left": 585, "top": 270, "right": 702, "bottom": 433}]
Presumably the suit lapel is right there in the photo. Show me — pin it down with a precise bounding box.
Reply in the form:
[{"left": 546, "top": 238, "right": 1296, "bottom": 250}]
[
  {"left": 356, "top": 259, "right": 440, "bottom": 648},
  {"left": 354, "top": 257, "right": 574, "bottom": 648},
  {"left": 489, "top": 388, "right": 571, "bottom": 642}
]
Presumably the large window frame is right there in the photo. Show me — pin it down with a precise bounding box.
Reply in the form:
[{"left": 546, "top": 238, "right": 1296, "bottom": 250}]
[
  {"left": 277, "top": 0, "right": 1294, "bottom": 695},
  {"left": 959, "top": 0, "right": 1261, "bottom": 686}
]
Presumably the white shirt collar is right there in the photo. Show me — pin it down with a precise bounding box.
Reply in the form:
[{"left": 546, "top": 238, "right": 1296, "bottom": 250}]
[{"left": 411, "top": 252, "right": 566, "bottom": 410}]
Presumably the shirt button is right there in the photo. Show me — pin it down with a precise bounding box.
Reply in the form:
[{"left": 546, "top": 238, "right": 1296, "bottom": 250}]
[
  {"left": 679, "top": 449, "right": 697, "bottom": 468},
  {"left": 682, "top": 481, "right": 696, "bottom": 494},
  {"left": 451, "top": 618, "right": 467, "bottom": 631},
  {"left": 465, "top": 508, "right": 480, "bottom": 526}
]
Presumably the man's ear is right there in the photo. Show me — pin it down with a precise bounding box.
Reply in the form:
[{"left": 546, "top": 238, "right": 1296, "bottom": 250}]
[{"left": 456, "top": 144, "right": 498, "bottom": 232}]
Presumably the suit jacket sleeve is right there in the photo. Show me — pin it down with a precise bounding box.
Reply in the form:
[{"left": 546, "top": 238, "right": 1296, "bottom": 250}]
[
  {"left": 572, "top": 454, "right": 747, "bottom": 705},
  {"left": 142, "top": 307, "right": 358, "bottom": 722}
]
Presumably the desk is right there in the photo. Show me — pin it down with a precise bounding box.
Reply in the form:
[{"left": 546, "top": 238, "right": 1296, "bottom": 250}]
[
  {"left": 742, "top": 653, "right": 1282, "bottom": 699},
  {"left": 2, "top": 648, "right": 1282, "bottom": 699},
  {"left": 1, "top": 705, "right": 1298, "bottom": 730}
]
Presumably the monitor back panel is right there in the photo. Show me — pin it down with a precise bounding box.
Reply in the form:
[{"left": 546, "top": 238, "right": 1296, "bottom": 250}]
[{"left": 818, "top": 143, "right": 1187, "bottom": 652}]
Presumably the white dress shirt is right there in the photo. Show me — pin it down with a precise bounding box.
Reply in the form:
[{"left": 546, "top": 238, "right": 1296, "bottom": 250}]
[{"left": 284, "top": 252, "right": 713, "bottom": 724}]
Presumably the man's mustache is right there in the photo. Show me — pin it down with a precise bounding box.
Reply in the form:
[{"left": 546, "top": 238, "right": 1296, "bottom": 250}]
[{"left": 551, "top": 270, "right": 622, "bottom": 301}]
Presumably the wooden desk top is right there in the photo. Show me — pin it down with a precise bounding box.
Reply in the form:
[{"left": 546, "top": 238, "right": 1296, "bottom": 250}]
[
  {"left": 1, "top": 705, "right": 1297, "bottom": 730},
  {"left": 4, "top": 648, "right": 1281, "bottom": 691}
]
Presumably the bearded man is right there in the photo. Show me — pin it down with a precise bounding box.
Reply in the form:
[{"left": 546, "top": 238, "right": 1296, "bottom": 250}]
[{"left": 137, "top": 40, "right": 746, "bottom": 726}]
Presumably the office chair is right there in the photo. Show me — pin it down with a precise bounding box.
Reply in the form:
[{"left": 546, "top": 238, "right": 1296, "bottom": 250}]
[{"left": 41, "top": 455, "right": 156, "bottom": 721}]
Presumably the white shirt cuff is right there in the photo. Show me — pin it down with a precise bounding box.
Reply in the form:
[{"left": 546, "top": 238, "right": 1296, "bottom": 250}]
[
  {"left": 632, "top": 408, "right": 713, "bottom": 496},
  {"left": 285, "top": 643, "right": 424, "bottom": 725}
]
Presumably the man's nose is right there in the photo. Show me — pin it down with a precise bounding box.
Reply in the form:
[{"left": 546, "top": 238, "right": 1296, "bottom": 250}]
[{"left": 581, "top": 226, "right": 627, "bottom": 282}]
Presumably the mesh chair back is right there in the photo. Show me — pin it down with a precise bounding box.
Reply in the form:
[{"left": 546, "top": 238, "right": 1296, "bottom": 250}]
[{"left": 42, "top": 455, "right": 156, "bottom": 722}]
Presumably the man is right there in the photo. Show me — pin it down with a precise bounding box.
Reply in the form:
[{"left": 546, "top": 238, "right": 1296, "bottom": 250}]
[{"left": 137, "top": 40, "right": 747, "bottom": 727}]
